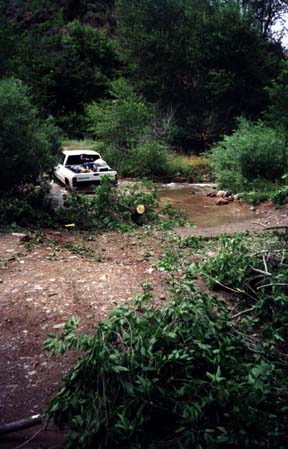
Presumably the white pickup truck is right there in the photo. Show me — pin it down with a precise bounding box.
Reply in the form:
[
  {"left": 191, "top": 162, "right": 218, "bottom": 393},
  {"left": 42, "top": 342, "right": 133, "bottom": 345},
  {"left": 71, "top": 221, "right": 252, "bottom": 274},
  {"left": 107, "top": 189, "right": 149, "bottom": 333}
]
[{"left": 53, "top": 150, "right": 117, "bottom": 191}]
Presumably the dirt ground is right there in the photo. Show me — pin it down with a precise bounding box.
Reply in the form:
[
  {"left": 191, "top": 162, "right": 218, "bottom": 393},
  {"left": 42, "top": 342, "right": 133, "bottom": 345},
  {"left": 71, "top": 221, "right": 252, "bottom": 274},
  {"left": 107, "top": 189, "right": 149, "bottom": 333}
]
[{"left": 0, "top": 200, "right": 287, "bottom": 449}]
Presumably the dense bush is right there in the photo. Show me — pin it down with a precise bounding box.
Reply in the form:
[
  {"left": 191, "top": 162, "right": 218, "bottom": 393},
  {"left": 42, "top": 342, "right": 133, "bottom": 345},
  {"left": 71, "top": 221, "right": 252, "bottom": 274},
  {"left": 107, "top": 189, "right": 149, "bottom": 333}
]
[
  {"left": 271, "top": 174, "right": 288, "bottom": 205},
  {"left": 0, "top": 77, "right": 61, "bottom": 191},
  {"left": 0, "top": 184, "right": 55, "bottom": 227},
  {"left": 209, "top": 119, "right": 288, "bottom": 192},
  {"left": 124, "top": 142, "right": 172, "bottom": 180},
  {"left": 46, "top": 283, "right": 287, "bottom": 449}
]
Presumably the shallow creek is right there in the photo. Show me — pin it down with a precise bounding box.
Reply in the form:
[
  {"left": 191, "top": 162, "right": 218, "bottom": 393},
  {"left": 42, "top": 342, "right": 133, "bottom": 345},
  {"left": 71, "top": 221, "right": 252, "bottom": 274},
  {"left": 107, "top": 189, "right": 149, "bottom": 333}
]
[{"left": 157, "top": 183, "right": 256, "bottom": 227}]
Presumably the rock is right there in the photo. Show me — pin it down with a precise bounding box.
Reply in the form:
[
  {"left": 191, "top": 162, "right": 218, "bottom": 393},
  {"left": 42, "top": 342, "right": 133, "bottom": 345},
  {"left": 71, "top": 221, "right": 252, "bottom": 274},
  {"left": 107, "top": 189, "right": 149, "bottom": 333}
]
[
  {"left": 216, "top": 198, "right": 229, "bottom": 205},
  {"left": 216, "top": 190, "right": 233, "bottom": 198},
  {"left": 53, "top": 323, "right": 66, "bottom": 329},
  {"left": 174, "top": 176, "right": 187, "bottom": 183},
  {"left": 206, "top": 190, "right": 217, "bottom": 197},
  {"left": 234, "top": 193, "right": 243, "bottom": 200},
  {"left": 249, "top": 206, "right": 256, "bottom": 211},
  {"left": 12, "top": 232, "right": 34, "bottom": 242},
  {"left": 227, "top": 195, "right": 234, "bottom": 202}
]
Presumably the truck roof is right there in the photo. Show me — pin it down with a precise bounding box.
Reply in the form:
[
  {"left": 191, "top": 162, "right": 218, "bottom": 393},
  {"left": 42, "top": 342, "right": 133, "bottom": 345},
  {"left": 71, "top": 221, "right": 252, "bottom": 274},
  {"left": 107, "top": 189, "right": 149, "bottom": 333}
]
[{"left": 63, "top": 149, "right": 100, "bottom": 157}]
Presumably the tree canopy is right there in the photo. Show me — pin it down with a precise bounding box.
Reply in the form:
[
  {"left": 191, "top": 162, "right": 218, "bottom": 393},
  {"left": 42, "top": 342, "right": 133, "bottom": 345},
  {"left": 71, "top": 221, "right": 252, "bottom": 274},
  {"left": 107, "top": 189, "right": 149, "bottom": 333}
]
[
  {"left": 0, "top": 78, "right": 61, "bottom": 191},
  {"left": 0, "top": 0, "right": 286, "bottom": 148}
]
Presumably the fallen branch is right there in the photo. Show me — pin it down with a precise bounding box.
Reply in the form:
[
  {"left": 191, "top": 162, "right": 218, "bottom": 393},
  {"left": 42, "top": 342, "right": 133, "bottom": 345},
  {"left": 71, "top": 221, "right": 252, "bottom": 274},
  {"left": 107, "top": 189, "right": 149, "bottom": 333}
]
[
  {"left": 232, "top": 306, "right": 256, "bottom": 320},
  {"left": 257, "top": 282, "right": 288, "bottom": 290},
  {"left": 0, "top": 414, "right": 43, "bottom": 435},
  {"left": 250, "top": 267, "right": 271, "bottom": 276},
  {"left": 263, "top": 226, "right": 288, "bottom": 231}
]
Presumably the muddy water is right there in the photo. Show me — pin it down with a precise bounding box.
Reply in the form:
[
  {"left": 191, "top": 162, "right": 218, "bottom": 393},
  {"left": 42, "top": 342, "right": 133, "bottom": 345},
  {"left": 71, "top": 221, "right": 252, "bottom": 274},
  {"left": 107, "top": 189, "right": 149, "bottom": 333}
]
[
  {"left": 49, "top": 181, "right": 257, "bottom": 228},
  {"left": 158, "top": 183, "right": 255, "bottom": 227}
]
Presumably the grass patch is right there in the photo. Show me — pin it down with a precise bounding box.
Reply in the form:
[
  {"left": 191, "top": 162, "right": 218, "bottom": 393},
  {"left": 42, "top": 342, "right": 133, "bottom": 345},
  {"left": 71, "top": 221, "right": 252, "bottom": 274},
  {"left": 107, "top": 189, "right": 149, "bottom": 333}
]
[{"left": 167, "top": 154, "right": 212, "bottom": 182}]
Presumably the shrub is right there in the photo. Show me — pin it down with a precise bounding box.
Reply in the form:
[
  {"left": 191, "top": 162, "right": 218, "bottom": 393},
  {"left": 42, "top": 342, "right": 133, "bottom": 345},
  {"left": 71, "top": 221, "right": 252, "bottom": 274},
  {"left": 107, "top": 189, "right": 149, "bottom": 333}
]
[
  {"left": 0, "top": 78, "right": 61, "bottom": 191},
  {"left": 209, "top": 119, "right": 288, "bottom": 192},
  {"left": 0, "top": 184, "right": 55, "bottom": 227},
  {"left": 271, "top": 174, "right": 288, "bottom": 205},
  {"left": 124, "top": 142, "right": 171, "bottom": 180}
]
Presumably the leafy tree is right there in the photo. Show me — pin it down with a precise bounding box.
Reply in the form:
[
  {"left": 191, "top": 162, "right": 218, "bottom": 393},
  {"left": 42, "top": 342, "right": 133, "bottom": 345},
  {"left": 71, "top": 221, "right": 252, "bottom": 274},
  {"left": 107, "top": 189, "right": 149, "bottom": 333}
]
[
  {"left": 0, "top": 78, "right": 61, "bottom": 191},
  {"left": 14, "top": 19, "right": 120, "bottom": 136},
  {"left": 265, "top": 60, "right": 288, "bottom": 133},
  {"left": 0, "top": 10, "right": 17, "bottom": 77},
  {"left": 86, "top": 78, "right": 152, "bottom": 153},
  {"left": 241, "top": 0, "right": 288, "bottom": 36},
  {"left": 116, "top": 0, "right": 283, "bottom": 150}
]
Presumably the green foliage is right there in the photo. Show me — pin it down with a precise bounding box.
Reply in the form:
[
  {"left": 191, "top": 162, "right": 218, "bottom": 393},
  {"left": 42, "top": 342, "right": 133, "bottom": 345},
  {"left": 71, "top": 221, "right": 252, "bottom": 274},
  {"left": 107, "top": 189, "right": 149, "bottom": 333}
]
[
  {"left": 56, "top": 178, "right": 160, "bottom": 231},
  {"left": 197, "top": 231, "right": 288, "bottom": 341},
  {"left": 0, "top": 11, "right": 17, "bottom": 77},
  {"left": 0, "top": 77, "right": 62, "bottom": 191},
  {"left": 124, "top": 142, "right": 171, "bottom": 180},
  {"left": 86, "top": 79, "right": 173, "bottom": 179},
  {"left": 116, "top": 0, "right": 282, "bottom": 149},
  {"left": 271, "top": 175, "right": 288, "bottom": 205},
  {"left": 265, "top": 60, "right": 288, "bottom": 133},
  {"left": 198, "top": 234, "right": 259, "bottom": 290},
  {"left": 0, "top": 184, "right": 54, "bottom": 227},
  {"left": 210, "top": 119, "right": 288, "bottom": 192},
  {"left": 0, "top": 176, "right": 187, "bottom": 230},
  {"left": 14, "top": 19, "right": 120, "bottom": 136},
  {"left": 86, "top": 78, "right": 151, "bottom": 154},
  {"left": 46, "top": 285, "right": 287, "bottom": 449},
  {"left": 156, "top": 250, "right": 180, "bottom": 272}
]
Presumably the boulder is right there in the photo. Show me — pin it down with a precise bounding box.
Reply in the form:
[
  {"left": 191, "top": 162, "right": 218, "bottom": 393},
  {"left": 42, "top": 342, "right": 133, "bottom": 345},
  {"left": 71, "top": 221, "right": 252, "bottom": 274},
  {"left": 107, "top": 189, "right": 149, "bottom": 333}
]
[
  {"left": 216, "top": 198, "right": 229, "bottom": 205},
  {"left": 206, "top": 190, "right": 217, "bottom": 197},
  {"left": 234, "top": 193, "right": 243, "bottom": 200}
]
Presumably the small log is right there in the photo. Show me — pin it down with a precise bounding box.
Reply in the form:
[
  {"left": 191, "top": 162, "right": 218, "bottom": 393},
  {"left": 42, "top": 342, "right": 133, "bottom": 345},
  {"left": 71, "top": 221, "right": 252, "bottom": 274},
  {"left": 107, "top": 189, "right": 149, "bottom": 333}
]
[
  {"left": 131, "top": 204, "right": 146, "bottom": 225},
  {"left": 135, "top": 204, "right": 145, "bottom": 215},
  {"left": 0, "top": 414, "right": 43, "bottom": 435}
]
